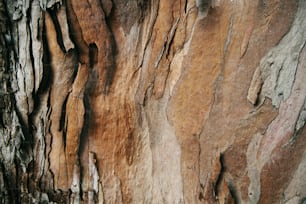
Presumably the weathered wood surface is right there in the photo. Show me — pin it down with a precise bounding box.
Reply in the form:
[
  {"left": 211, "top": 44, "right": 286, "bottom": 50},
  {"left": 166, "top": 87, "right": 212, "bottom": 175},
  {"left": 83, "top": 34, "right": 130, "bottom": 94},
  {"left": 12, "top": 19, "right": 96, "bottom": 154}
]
[{"left": 0, "top": 0, "right": 305, "bottom": 203}]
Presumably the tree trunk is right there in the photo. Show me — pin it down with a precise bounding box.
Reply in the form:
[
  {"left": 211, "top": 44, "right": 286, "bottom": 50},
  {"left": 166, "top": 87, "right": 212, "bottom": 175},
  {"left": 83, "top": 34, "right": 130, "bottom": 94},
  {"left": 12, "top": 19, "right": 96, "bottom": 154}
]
[{"left": 0, "top": 0, "right": 305, "bottom": 203}]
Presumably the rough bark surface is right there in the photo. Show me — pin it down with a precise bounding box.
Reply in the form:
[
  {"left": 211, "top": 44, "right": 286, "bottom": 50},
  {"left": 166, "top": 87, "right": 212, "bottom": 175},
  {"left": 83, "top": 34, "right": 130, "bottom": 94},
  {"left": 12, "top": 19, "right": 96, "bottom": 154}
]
[{"left": 0, "top": 0, "right": 305, "bottom": 203}]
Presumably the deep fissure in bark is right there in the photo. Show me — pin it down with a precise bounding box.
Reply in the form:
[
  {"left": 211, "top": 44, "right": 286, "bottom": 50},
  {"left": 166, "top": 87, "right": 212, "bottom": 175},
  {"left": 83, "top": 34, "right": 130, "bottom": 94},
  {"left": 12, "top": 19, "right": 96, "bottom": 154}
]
[{"left": 0, "top": 0, "right": 305, "bottom": 203}]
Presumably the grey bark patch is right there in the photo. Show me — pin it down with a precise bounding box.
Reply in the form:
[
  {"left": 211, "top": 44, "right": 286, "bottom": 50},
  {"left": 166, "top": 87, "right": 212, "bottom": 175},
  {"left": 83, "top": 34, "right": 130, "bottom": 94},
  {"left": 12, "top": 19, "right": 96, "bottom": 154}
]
[
  {"left": 196, "top": 0, "right": 211, "bottom": 18},
  {"left": 295, "top": 101, "right": 306, "bottom": 132},
  {"left": 40, "top": 0, "right": 62, "bottom": 10},
  {"left": 255, "top": 0, "right": 306, "bottom": 107},
  {"left": 112, "top": 0, "right": 149, "bottom": 33},
  {"left": 196, "top": 0, "right": 220, "bottom": 19}
]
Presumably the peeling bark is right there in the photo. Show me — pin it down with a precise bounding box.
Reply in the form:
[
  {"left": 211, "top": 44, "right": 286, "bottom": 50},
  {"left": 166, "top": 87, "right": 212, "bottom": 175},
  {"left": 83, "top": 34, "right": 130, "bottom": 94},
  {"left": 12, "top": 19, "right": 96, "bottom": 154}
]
[{"left": 0, "top": 0, "right": 305, "bottom": 203}]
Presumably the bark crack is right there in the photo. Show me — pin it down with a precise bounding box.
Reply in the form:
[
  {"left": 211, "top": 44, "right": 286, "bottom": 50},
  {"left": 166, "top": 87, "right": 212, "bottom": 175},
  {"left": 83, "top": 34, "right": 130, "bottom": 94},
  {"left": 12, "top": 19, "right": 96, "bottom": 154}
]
[
  {"left": 48, "top": 8, "right": 66, "bottom": 53},
  {"left": 138, "top": 0, "right": 160, "bottom": 68}
]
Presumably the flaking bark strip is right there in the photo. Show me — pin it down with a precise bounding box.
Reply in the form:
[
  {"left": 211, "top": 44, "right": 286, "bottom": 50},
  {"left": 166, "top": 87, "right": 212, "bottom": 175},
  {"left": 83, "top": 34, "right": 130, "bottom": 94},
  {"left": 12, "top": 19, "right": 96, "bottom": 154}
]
[
  {"left": 45, "top": 11, "right": 76, "bottom": 189},
  {"left": 65, "top": 0, "right": 89, "bottom": 64},
  {"left": 55, "top": 2, "right": 74, "bottom": 51},
  {"left": 154, "top": 17, "right": 180, "bottom": 68},
  {"left": 88, "top": 152, "right": 100, "bottom": 204},
  {"left": 295, "top": 101, "right": 306, "bottom": 133},
  {"left": 47, "top": 7, "right": 66, "bottom": 52},
  {"left": 247, "top": 66, "right": 263, "bottom": 105},
  {"left": 70, "top": 162, "right": 81, "bottom": 204},
  {"left": 30, "top": 0, "right": 44, "bottom": 93},
  {"left": 153, "top": 18, "right": 179, "bottom": 99},
  {"left": 65, "top": 63, "right": 89, "bottom": 198},
  {"left": 15, "top": 17, "right": 35, "bottom": 125},
  {"left": 153, "top": 61, "right": 170, "bottom": 99},
  {"left": 101, "top": 25, "right": 116, "bottom": 95},
  {"left": 137, "top": 0, "right": 159, "bottom": 68},
  {"left": 66, "top": 0, "right": 116, "bottom": 95}
]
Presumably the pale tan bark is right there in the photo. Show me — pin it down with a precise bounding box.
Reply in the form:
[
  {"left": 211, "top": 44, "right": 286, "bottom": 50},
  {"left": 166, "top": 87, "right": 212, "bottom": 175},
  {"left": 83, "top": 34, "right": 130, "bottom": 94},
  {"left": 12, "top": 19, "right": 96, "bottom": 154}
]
[{"left": 0, "top": 0, "right": 305, "bottom": 203}]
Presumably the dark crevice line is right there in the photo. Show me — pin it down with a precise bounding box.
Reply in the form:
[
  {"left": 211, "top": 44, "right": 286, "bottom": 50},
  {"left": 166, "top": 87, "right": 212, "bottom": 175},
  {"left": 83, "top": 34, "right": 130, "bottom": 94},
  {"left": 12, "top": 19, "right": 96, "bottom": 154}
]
[
  {"left": 101, "top": 34, "right": 116, "bottom": 95},
  {"left": 78, "top": 94, "right": 91, "bottom": 159},
  {"left": 65, "top": 0, "right": 89, "bottom": 64},
  {"left": 13, "top": 159, "right": 21, "bottom": 203},
  {"left": 138, "top": 0, "right": 160, "bottom": 68},
  {"left": 0, "top": 162, "right": 13, "bottom": 203},
  {"left": 20, "top": 22, "right": 35, "bottom": 160},
  {"left": 227, "top": 180, "right": 239, "bottom": 204},
  {"left": 13, "top": 99, "right": 32, "bottom": 145},
  {"left": 47, "top": 8, "right": 66, "bottom": 53},
  {"left": 28, "top": 13, "right": 41, "bottom": 166},
  {"left": 138, "top": 0, "right": 149, "bottom": 24},
  {"left": 38, "top": 21, "right": 52, "bottom": 95},
  {"left": 214, "top": 153, "right": 225, "bottom": 198},
  {"left": 89, "top": 43, "right": 98, "bottom": 68},
  {"left": 166, "top": 18, "right": 179, "bottom": 58},
  {"left": 66, "top": 48, "right": 80, "bottom": 86},
  {"left": 100, "top": 7, "right": 117, "bottom": 95},
  {"left": 59, "top": 95, "right": 69, "bottom": 132}
]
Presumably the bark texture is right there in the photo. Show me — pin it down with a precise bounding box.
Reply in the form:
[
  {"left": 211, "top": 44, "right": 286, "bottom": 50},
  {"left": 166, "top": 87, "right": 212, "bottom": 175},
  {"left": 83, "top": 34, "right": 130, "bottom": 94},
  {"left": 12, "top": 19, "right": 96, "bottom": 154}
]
[{"left": 0, "top": 0, "right": 306, "bottom": 203}]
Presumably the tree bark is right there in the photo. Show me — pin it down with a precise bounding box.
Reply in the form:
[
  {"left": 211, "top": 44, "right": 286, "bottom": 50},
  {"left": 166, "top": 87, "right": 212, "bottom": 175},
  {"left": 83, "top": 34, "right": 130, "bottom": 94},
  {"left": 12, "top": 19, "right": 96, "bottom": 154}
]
[{"left": 0, "top": 0, "right": 305, "bottom": 203}]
